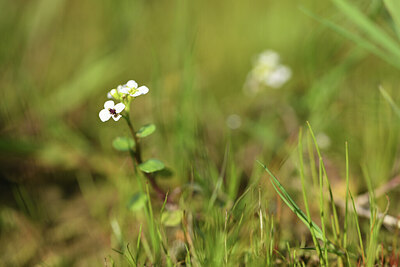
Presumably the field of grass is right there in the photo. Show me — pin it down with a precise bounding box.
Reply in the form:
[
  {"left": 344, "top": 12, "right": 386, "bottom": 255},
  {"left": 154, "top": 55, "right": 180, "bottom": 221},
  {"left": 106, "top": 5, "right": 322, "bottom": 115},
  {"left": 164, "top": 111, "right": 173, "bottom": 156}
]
[{"left": 1, "top": 0, "right": 400, "bottom": 266}]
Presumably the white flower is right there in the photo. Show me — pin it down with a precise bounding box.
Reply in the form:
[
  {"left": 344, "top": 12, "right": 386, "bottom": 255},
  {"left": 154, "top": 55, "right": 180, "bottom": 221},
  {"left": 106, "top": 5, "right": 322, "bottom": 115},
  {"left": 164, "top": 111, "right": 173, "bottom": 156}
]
[
  {"left": 244, "top": 50, "right": 292, "bottom": 95},
  {"left": 119, "top": 80, "right": 149, "bottom": 97},
  {"left": 264, "top": 65, "right": 292, "bottom": 88},
  {"left": 226, "top": 114, "right": 242, "bottom": 129},
  {"left": 99, "top": 100, "right": 125, "bottom": 122},
  {"left": 108, "top": 88, "right": 119, "bottom": 99},
  {"left": 258, "top": 50, "right": 280, "bottom": 67},
  {"left": 316, "top": 132, "right": 331, "bottom": 149},
  {"left": 116, "top": 85, "right": 124, "bottom": 94}
]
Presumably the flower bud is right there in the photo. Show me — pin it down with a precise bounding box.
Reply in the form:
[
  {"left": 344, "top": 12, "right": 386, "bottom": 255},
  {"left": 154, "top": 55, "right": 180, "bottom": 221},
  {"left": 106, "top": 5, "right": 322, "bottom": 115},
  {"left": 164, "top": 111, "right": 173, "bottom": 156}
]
[{"left": 110, "top": 89, "right": 120, "bottom": 100}]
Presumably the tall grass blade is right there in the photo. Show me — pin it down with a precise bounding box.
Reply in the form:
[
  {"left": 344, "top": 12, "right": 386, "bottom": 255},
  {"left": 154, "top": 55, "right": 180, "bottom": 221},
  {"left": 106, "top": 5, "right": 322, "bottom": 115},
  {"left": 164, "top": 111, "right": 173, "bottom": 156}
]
[
  {"left": 298, "top": 128, "right": 323, "bottom": 261},
  {"left": 349, "top": 190, "right": 365, "bottom": 264},
  {"left": 300, "top": 7, "right": 400, "bottom": 70},
  {"left": 307, "top": 122, "right": 341, "bottom": 239},
  {"left": 257, "top": 161, "right": 325, "bottom": 242},
  {"left": 332, "top": 0, "right": 400, "bottom": 59},
  {"left": 319, "top": 160, "right": 329, "bottom": 265},
  {"left": 343, "top": 142, "right": 350, "bottom": 249},
  {"left": 379, "top": 86, "right": 400, "bottom": 119},
  {"left": 384, "top": 0, "right": 400, "bottom": 38}
]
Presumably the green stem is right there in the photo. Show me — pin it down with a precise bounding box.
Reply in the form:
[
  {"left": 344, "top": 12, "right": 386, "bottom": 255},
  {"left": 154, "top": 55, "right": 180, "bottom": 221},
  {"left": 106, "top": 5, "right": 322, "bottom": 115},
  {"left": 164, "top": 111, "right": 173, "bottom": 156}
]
[{"left": 122, "top": 114, "right": 169, "bottom": 202}]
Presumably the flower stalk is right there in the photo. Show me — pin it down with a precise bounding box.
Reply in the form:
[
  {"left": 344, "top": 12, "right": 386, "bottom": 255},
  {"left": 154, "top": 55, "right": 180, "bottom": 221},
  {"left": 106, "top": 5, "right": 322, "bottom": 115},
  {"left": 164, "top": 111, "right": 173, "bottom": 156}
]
[
  {"left": 122, "top": 114, "right": 168, "bottom": 202},
  {"left": 99, "top": 79, "right": 169, "bottom": 203}
]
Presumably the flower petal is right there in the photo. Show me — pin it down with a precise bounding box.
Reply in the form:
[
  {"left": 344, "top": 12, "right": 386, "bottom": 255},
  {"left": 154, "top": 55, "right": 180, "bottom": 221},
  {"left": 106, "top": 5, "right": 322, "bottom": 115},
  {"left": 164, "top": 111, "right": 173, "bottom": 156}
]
[
  {"left": 99, "top": 109, "right": 112, "bottom": 122},
  {"left": 258, "top": 50, "right": 280, "bottom": 67},
  {"left": 110, "top": 89, "right": 119, "bottom": 99},
  {"left": 126, "top": 80, "right": 137, "bottom": 89},
  {"left": 104, "top": 100, "right": 115, "bottom": 109},
  {"left": 137, "top": 86, "right": 149, "bottom": 95},
  {"left": 112, "top": 114, "right": 122, "bottom": 121},
  {"left": 130, "top": 91, "right": 141, "bottom": 97},
  {"left": 266, "top": 65, "right": 291, "bottom": 88},
  {"left": 107, "top": 92, "right": 112, "bottom": 99},
  {"left": 119, "top": 86, "right": 130, "bottom": 94},
  {"left": 114, "top": 103, "right": 125, "bottom": 113}
]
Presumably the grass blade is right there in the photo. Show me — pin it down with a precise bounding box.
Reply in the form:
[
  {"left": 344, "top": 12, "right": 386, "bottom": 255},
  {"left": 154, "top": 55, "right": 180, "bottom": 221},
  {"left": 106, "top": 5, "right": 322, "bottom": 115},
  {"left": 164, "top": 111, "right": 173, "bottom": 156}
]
[
  {"left": 379, "top": 86, "right": 400, "bottom": 119},
  {"left": 298, "top": 129, "right": 324, "bottom": 262},
  {"left": 332, "top": 0, "right": 400, "bottom": 60},
  {"left": 257, "top": 160, "right": 324, "bottom": 241},
  {"left": 349, "top": 190, "right": 365, "bottom": 264},
  {"left": 343, "top": 142, "right": 350, "bottom": 249},
  {"left": 307, "top": 122, "right": 341, "bottom": 240},
  {"left": 300, "top": 6, "right": 400, "bottom": 70},
  {"left": 384, "top": 0, "right": 400, "bottom": 38}
]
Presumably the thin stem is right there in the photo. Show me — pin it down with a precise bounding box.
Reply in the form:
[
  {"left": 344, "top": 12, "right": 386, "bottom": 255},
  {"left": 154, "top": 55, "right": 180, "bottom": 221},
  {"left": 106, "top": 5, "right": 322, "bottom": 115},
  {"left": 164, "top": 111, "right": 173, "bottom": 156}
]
[{"left": 122, "top": 114, "right": 169, "bottom": 202}]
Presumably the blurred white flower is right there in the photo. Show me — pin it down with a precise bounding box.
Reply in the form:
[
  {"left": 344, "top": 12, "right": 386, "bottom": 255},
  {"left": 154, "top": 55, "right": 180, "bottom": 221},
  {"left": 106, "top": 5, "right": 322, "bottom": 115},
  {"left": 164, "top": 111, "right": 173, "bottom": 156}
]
[
  {"left": 119, "top": 80, "right": 149, "bottom": 97},
  {"left": 99, "top": 100, "right": 125, "bottom": 122},
  {"left": 263, "top": 65, "right": 292, "bottom": 88},
  {"left": 226, "top": 114, "right": 242, "bottom": 129},
  {"left": 244, "top": 50, "right": 292, "bottom": 95},
  {"left": 316, "top": 132, "right": 331, "bottom": 149},
  {"left": 258, "top": 50, "right": 280, "bottom": 66}
]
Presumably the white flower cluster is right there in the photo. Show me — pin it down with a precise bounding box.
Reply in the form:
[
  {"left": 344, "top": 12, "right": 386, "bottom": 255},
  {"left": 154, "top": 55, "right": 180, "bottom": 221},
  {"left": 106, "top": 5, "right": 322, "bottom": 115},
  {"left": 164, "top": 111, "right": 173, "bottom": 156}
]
[
  {"left": 108, "top": 80, "right": 149, "bottom": 100},
  {"left": 99, "top": 80, "right": 149, "bottom": 122},
  {"left": 244, "top": 50, "right": 292, "bottom": 95}
]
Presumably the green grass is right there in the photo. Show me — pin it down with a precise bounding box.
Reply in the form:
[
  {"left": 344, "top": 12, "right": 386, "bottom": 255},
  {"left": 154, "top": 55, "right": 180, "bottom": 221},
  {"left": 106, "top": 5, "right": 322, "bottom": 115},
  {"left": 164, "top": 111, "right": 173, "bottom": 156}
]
[{"left": 1, "top": 0, "right": 400, "bottom": 265}]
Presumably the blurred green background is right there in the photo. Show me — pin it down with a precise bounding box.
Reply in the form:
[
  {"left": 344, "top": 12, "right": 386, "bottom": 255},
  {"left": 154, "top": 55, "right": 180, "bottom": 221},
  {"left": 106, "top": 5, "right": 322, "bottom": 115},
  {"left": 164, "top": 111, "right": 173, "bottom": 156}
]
[{"left": 1, "top": 0, "right": 400, "bottom": 265}]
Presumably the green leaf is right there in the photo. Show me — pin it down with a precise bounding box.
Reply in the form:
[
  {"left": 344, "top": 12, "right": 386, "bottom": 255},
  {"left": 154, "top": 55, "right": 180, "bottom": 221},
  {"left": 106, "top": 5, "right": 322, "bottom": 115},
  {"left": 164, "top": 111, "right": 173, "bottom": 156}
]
[
  {"left": 128, "top": 192, "right": 147, "bottom": 212},
  {"left": 332, "top": 0, "right": 400, "bottom": 59},
  {"left": 112, "top": 137, "right": 135, "bottom": 151},
  {"left": 379, "top": 86, "right": 400, "bottom": 119},
  {"left": 136, "top": 124, "right": 156, "bottom": 138},
  {"left": 157, "top": 168, "right": 174, "bottom": 178},
  {"left": 257, "top": 161, "right": 324, "bottom": 240},
  {"left": 300, "top": 7, "right": 400, "bottom": 70},
  {"left": 139, "top": 159, "right": 165, "bottom": 173},
  {"left": 384, "top": 0, "right": 400, "bottom": 38},
  {"left": 257, "top": 160, "right": 345, "bottom": 257},
  {"left": 161, "top": 210, "right": 183, "bottom": 227}
]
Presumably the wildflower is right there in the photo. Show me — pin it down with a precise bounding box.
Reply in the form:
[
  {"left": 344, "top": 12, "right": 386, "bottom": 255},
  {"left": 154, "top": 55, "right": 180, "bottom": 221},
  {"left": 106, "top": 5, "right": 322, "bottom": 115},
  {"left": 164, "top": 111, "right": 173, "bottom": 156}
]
[
  {"left": 244, "top": 50, "right": 292, "bottom": 95},
  {"left": 316, "top": 132, "right": 331, "bottom": 149},
  {"left": 99, "top": 100, "right": 125, "bottom": 122},
  {"left": 119, "top": 80, "right": 149, "bottom": 97},
  {"left": 107, "top": 80, "right": 150, "bottom": 102},
  {"left": 226, "top": 114, "right": 242, "bottom": 130},
  {"left": 109, "top": 88, "right": 120, "bottom": 99}
]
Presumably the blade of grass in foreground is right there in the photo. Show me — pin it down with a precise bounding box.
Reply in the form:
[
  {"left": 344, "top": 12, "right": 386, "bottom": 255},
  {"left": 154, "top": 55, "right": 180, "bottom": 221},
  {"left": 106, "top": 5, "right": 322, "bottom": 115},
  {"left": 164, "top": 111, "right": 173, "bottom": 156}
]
[
  {"left": 145, "top": 182, "right": 159, "bottom": 264},
  {"left": 299, "top": 7, "right": 400, "bottom": 70},
  {"left": 379, "top": 86, "right": 400, "bottom": 119},
  {"left": 257, "top": 160, "right": 344, "bottom": 259},
  {"left": 257, "top": 161, "right": 324, "bottom": 241},
  {"left": 298, "top": 129, "right": 324, "bottom": 262},
  {"left": 332, "top": 0, "right": 400, "bottom": 60},
  {"left": 343, "top": 142, "right": 351, "bottom": 265},
  {"left": 307, "top": 122, "right": 341, "bottom": 240},
  {"left": 318, "top": 160, "right": 329, "bottom": 265},
  {"left": 384, "top": 0, "right": 400, "bottom": 38},
  {"left": 349, "top": 190, "right": 365, "bottom": 264}
]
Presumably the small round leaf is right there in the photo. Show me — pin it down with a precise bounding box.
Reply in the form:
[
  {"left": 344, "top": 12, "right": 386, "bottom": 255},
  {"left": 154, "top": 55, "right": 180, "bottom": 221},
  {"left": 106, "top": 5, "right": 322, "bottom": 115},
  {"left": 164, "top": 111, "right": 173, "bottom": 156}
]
[
  {"left": 139, "top": 159, "right": 165, "bottom": 173},
  {"left": 127, "top": 192, "right": 147, "bottom": 212},
  {"left": 157, "top": 168, "right": 174, "bottom": 178},
  {"left": 136, "top": 124, "right": 156, "bottom": 138},
  {"left": 112, "top": 137, "right": 135, "bottom": 151},
  {"left": 161, "top": 210, "right": 183, "bottom": 227}
]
